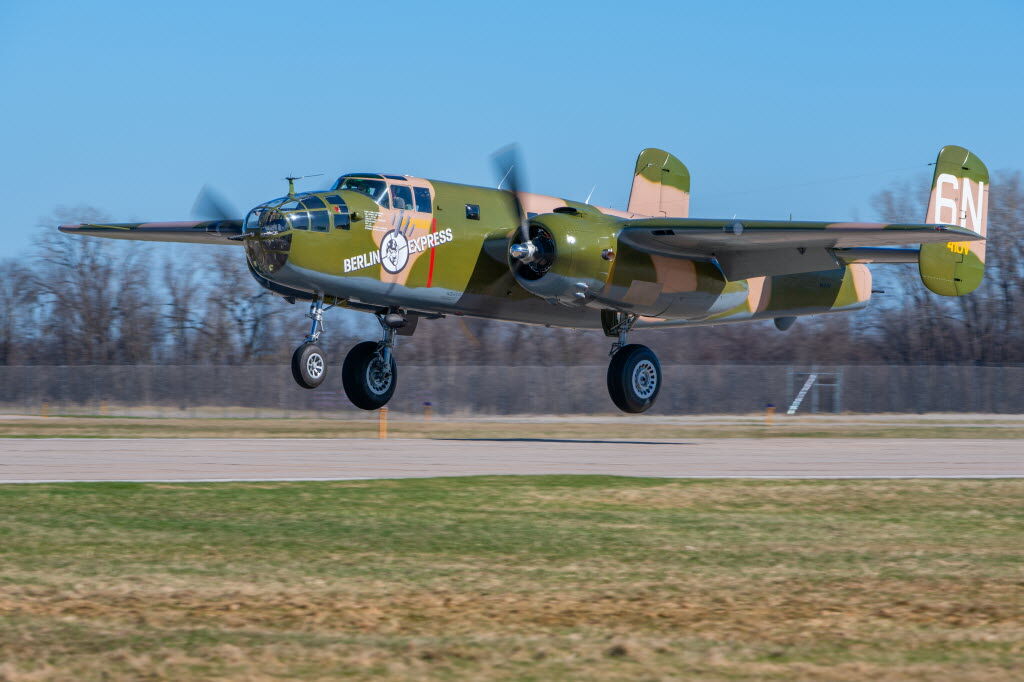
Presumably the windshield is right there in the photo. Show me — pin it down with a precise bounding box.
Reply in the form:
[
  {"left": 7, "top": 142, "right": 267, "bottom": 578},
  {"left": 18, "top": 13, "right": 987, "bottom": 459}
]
[{"left": 335, "top": 177, "right": 388, "bottom": 203}]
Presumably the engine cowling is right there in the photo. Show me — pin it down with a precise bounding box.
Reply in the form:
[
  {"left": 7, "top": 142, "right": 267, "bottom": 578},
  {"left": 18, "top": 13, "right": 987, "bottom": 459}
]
[{"left": 508, "top": 208, "right": 620, "bottom": 306}]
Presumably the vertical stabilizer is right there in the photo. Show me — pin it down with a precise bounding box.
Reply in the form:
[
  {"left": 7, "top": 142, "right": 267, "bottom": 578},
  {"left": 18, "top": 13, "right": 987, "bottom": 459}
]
[
  {"left": 920, "top": 145, "right": 989, "bottom": 296},
  {"left": 628, "top": 148, "right": 690, "bottom": 217}
]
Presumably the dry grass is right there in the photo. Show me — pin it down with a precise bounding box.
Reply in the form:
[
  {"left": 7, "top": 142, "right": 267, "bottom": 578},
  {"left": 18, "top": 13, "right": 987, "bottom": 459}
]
[{"left": 0, "top": 477, "right": 1022, "bottom": 680}]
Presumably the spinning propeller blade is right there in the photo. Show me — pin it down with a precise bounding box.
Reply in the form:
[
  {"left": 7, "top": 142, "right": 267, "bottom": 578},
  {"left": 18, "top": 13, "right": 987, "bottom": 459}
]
[
  {"left": 191, "top": 185, "right": 241, "bottom": 222},
  {"left": 491, "top": 143, "right": 529, "bottom": 244}
]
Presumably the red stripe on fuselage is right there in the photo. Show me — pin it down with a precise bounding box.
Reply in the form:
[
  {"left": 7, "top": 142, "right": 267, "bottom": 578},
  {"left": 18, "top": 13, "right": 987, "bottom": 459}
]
[{"left": 426, "top": 217, "right": 437, "bottom": 287}]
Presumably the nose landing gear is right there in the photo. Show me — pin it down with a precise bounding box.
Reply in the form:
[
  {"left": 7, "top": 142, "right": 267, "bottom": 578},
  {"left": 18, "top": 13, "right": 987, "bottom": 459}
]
[
  {"left": 341, "top": 311, "right": 402, "bottom": 411},
  {"left": 603, "top": 312, "right": 661, "bottom": 414},
  {"left": 291, "top": 296, "right": 331, "bottom": 389}
]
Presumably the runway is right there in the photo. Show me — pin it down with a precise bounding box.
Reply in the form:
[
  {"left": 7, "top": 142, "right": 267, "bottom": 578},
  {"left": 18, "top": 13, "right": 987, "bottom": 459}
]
[{"left": 0, "top": 438, "right": 1021, "bottom": 482}]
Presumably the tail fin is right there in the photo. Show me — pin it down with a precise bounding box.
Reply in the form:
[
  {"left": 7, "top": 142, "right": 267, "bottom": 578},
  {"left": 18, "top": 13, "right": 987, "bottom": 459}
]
[
  {"left": 627, "top": 148, "right": 690, "bottom": 217},
  {"left": 919, "top": 145, "right": 989, "bottom": 296}
]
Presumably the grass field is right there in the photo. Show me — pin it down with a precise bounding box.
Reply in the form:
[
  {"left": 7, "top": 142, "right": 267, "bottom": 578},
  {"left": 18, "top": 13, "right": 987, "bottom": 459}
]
[
  {"left": 1, "top": 477, "right": 1021, "bottom": 680},
  {"left": 3, "top": 414, "right": 1024, "bottom": 439}
]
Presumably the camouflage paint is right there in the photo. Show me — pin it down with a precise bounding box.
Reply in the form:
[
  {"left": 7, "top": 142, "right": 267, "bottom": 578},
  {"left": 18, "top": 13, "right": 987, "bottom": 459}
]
[
  {"left": 627, "top": 148, "right": 690, "bottom": 217},
  {"left": 920, "top": 145, "right": 989, "bottom": 296},
  {"left": 58, "top": 145, "right": 987, "bottom": 334}
]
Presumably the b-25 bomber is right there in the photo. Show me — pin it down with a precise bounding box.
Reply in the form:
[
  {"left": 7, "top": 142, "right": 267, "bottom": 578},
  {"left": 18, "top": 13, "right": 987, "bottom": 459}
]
[{"left": 60, "top": 145, "right": 988, "bottom": 413}]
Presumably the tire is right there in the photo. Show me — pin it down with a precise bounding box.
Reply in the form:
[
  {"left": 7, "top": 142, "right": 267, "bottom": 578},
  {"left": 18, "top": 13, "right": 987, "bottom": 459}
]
[
  {"left": 607, "top": 344, "right": 661, "bottom": 413},
  {"left": 291, "top": 342, "right": 327, "bottom": 389},
  {"left": 342, "top": 341, "right": 398, "bottom": 410}
]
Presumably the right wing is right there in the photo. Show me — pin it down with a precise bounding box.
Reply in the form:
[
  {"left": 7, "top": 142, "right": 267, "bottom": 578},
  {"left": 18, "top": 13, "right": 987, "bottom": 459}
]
[
  {"left": 617, "top": 218, "right": 981, "bottom": 279},
  {"left": 58, "top": 220, "right": 244, "bottom": 245}
]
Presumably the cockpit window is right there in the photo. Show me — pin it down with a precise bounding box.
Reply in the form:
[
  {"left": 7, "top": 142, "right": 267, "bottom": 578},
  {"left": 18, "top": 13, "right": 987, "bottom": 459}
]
[
  {"left": 335, "top": 177, "right": 389, "bottom": 205},
  {"left": 301, "top": 196, "right": 326, "bottom": 210},
  {"left": 391, "top": 185, "right": 414, "bottom": 211},
  {"left": 414, "top": 187, "right": 432, "bottom": 213}
]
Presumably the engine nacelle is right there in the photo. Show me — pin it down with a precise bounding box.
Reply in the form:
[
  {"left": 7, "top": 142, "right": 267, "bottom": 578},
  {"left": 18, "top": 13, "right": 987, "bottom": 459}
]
[{"left": 509, "top": 208, "right": 620, "bottom": 306}]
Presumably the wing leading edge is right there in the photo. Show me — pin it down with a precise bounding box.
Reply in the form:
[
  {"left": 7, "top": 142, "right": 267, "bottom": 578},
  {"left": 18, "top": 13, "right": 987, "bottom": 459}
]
[
  {"left": 58, "top": 220, "right": 244, "bottom": 245},
  {"left": 617, "top": 219, "right": 982, "bottom": 280}
]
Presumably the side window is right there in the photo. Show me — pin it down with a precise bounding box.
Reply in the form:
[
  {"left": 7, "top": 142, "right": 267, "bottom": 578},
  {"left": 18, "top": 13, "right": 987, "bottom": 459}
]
[
  {"left": 465, "top": 204, "right": 480, "bottom": 220},
  {"left": 390, "top": 185, "right": 414, "bottom": 211},
  {"left": 378, "top": 190, "right": 390, "bottom": 209},
  {"left": 413, "top": 187, "right": 432, "bottom": 213},
  {"left": 326, "top": 195, "right": 350, "bottom": 230},
  {"left": 310, "top": 211, "right": 330, "bottom": 232}
]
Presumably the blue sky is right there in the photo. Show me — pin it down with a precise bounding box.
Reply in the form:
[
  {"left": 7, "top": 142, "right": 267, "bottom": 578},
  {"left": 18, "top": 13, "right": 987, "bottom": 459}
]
[{"left": 2, "top": 0, "right": 1021, "bottom": 256}]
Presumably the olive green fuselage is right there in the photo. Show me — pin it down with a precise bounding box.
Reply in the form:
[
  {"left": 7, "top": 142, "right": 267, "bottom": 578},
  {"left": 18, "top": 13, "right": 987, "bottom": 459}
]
[{"left": 249, "top": 178, "right": 869, "bottom": 330}]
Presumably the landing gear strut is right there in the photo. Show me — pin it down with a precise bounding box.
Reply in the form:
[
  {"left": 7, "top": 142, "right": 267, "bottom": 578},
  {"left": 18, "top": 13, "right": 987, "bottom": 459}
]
[
  {"left": 291, "top": 296, "right": 331, "bottom": 389},
  {"left": 603, "top": 312, "right": 661, "bottom": 414},
  {"left": 342, "top": 311, "right": 402, "bottom": 410}
]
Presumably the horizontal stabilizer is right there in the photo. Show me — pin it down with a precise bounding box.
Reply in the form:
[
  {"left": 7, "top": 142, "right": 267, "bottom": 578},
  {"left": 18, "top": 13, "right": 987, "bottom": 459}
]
[{"left": 835, "top": 247, "right": 920, "bottom": 264}]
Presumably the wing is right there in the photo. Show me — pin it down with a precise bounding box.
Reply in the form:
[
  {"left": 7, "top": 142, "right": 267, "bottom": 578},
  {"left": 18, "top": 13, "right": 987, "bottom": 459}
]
[
  {"left": 617, "top": 218, "right": 982, "bottom": 279},
  {"left": 58, "top": 220, "right": 244, "bottom": 245}
]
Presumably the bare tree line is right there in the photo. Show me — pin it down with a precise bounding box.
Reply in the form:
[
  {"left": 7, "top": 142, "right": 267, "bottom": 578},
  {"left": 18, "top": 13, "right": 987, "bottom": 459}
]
[{"left": 2, "top": 173, "right": 1022, "bottom": 368}]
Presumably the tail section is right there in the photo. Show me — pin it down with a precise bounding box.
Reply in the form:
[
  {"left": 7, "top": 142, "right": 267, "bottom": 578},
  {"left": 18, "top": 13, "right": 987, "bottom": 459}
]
[
  {"left": 920, "top": 145, "right": 989, "bottom": 296},
  {"left": 628, "top": 148, "right": 690, "bottom": 217}
]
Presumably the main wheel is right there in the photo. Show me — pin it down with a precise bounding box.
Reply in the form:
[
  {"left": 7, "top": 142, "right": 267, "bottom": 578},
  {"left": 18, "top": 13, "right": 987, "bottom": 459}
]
[
  {"left": 607, "top": 344, "right": 661, "bottom": 413},
  {"left": 342, "top": 341, "right": 398, "bottom": 410},
  {"left": 291, "top": 342, "right": 327, "bottom": 389}
]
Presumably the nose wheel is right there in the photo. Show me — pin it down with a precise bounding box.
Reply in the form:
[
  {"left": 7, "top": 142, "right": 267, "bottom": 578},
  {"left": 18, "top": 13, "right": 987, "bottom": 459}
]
[
  {"left": 292, "top": 342, "right": 327, "bottom": 389},
  {"left": 291, "top": 296, "right": 331, "bottom": 389}
]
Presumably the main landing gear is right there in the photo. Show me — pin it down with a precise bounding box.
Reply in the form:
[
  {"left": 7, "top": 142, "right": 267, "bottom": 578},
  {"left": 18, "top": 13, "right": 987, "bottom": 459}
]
[
  {"left": 603, "top": 312, "right": 661, "bottom": 414},
  {"left": 289, "top": 297, "right": 403, "bottom": 411},
  {"left": 341, "top": 314, "right": 400, "bottom": 411}
]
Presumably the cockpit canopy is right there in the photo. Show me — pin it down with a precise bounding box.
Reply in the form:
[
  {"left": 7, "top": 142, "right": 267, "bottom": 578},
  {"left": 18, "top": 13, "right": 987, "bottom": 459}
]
[
  {"left": 331, "top": 173, "right": 432, "bottom": 212},
  {"left": 243, "top": 192, "right": 349, "bottom": 235},
  {"left": 332, "top": 175, "right": 389, "bottom": 204}
]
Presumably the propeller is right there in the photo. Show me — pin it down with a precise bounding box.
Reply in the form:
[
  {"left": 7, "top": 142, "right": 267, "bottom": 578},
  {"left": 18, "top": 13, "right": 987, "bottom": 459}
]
[
  {"left": 491, "top": 144, "right": 529, "bottom": 245},
  {"left": 491, "top": 144, "right": 556, "bottom": 280},
  {"left": 191, "top": 184, "right": 241, "bottom": 222}
]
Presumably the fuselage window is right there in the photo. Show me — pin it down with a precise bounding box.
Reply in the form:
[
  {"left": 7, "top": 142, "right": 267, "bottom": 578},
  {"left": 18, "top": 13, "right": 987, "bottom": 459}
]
[
  {"left": 325, "top": 195, "right": 351, "bottom": 230},
  {"left": 413, "top": 187, "right": 432, "bottom": 213},
  {"left": 466, "top": 204, "right": 480, "bottom": 220},
  {"left": 310, "top": 210, "right": 330, "bottom": 232},
  {"left": 287, "top": 210, "right": 310, "bottom": 230},
  {"left": 302, "top": 196, "right": 326, "bottom": 210},
  {"left": 391, "top": 185, "right": 414, "bottom": 211}
]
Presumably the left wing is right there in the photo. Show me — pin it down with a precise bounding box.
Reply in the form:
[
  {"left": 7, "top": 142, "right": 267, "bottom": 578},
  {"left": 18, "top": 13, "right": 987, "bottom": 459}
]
[
  {"left": 58, "top": 220, "right": 244, "bottom": 245},
  {"left": 617, "top": 218, "right": 982, "bottom": 279}
]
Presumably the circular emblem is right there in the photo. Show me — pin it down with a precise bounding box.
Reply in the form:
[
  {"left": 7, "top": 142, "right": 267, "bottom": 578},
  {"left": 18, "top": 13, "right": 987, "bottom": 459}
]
[{"left": 379, "top": 230, "right": 409, "bottom": 274}]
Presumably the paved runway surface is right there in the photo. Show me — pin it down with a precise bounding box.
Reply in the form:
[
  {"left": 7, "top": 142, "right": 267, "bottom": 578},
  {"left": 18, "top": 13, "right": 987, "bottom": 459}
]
[{"left": 0, "top": 438, "right": 1021, "bottom": 481}]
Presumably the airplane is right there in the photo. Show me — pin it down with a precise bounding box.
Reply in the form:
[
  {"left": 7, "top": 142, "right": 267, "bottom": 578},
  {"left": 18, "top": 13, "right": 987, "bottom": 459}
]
[{"left": 59, "top": 145, "right": 988, "bottom": 413}]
